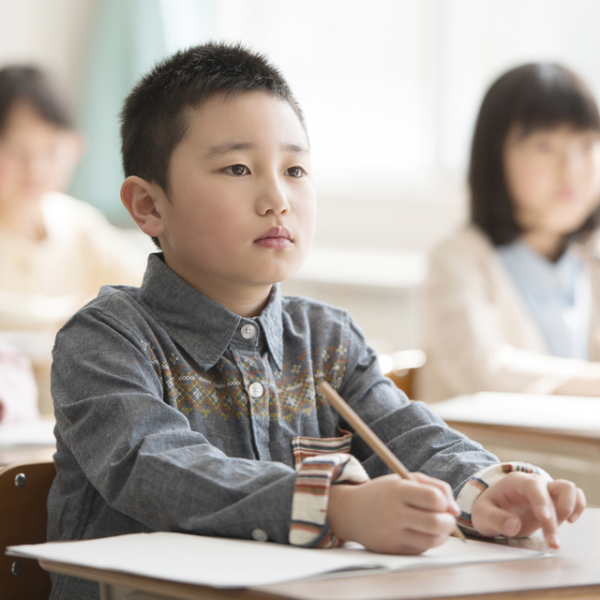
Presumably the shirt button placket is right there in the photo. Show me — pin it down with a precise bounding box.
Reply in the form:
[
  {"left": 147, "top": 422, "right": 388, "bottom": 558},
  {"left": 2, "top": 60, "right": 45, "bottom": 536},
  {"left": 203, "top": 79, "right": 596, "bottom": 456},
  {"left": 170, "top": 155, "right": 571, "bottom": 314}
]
[
  {"left": 251, "top": 528, "right": 269, "bottom": 542},
  {"left": 249, "top": 382, "right": 263, "bottom": 398},
  {"left": 240, "top": 323, "right": 256, "bottom": 340}
]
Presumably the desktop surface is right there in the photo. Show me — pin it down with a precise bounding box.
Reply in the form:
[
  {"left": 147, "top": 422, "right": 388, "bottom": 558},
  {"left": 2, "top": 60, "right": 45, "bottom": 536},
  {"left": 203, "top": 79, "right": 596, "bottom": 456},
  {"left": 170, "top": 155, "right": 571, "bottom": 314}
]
[{"left": 40, "top": 508, "right": 600, "bottom": 600}]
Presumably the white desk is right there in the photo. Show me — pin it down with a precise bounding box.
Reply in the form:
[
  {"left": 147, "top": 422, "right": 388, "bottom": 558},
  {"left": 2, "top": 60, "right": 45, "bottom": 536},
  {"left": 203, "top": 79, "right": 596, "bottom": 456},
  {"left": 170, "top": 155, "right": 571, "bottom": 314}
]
[
  {"left": 37, "top": 509, "right": 600, "bottom": 600},
  {"left": 429, "top": 393, "right": 600, "bottom": 507}
]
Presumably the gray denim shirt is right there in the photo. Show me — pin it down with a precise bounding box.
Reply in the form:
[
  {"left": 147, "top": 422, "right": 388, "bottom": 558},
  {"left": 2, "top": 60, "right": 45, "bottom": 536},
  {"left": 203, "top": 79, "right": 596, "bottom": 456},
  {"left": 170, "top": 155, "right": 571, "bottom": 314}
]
[{"left": 48, "top": 253, "right": 497, "bottom": 599}]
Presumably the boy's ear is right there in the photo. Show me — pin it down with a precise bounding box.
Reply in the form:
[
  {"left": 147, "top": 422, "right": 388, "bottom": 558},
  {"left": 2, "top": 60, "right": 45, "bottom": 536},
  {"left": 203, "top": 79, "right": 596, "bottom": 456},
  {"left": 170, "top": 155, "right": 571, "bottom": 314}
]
[{"left": 121, "top": 176, "right": 165, "bottom": 239}]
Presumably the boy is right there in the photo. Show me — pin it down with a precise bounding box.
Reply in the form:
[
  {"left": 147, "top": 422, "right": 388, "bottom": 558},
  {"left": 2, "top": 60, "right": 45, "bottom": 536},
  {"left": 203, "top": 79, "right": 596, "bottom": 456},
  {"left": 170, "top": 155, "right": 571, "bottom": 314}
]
[{"left": 48, "top": 43, "right": 585, "bottom": 599}]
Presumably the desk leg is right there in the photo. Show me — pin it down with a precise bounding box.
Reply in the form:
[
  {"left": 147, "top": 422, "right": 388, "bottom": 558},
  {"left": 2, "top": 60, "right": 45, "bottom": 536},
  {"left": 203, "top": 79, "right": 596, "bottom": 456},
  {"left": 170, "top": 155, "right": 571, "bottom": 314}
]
[
  {"left": 99, "top": 582, "right": 177, "bottom": 600},
  {"left": 99, "top": 583, "right": 114, "bottom": 600}
]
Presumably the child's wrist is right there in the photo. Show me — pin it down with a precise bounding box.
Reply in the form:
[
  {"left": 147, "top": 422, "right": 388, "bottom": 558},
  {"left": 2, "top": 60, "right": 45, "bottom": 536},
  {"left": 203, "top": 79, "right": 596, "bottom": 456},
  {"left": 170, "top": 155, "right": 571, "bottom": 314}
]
[{"left": 327, "top": 484, "right": 357, "bottom": 543}]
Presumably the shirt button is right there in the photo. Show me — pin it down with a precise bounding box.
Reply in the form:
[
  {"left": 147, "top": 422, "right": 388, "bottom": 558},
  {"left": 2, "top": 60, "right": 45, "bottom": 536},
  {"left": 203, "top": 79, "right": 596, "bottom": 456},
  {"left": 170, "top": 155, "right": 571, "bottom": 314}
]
[
  {"left": 240, "top": 324, "right": 256, "bottom": 339},
  {"left": 251, "top": 528, "right": 269, "bottom": 542},
  {"left": 249, "top": 382, "right": 264, "bottom": 398}
]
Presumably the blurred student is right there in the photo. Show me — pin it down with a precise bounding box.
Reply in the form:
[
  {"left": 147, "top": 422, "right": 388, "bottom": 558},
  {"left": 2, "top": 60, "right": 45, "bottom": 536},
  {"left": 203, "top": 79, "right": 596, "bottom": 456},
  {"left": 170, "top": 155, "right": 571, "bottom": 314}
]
[
  {"left": 418, "top": 63, "right": 600, "bottom": 401},
  {"left": 0, "top": 342, "right": 37, "bottom": 423},
  {"left": 0, "top": 66, "right": 148, "bottom": 332}
]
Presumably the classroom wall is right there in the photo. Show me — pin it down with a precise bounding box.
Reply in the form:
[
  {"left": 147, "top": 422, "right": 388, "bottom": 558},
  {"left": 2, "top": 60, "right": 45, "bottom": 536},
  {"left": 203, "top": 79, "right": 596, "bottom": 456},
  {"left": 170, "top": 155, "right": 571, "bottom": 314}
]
[{"left": 0, "top": 0, "right": 100, "bottom": 108}]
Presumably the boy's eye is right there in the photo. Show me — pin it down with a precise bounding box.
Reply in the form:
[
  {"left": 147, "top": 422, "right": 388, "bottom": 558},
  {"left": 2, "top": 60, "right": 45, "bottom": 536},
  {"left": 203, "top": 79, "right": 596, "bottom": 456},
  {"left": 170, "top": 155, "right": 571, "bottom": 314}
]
[
  {"left": 285, "top": 166, "right": 305, "bottom": 178},
  {"left": 225, "top": 164, "right": 249, "bottom": 176}
]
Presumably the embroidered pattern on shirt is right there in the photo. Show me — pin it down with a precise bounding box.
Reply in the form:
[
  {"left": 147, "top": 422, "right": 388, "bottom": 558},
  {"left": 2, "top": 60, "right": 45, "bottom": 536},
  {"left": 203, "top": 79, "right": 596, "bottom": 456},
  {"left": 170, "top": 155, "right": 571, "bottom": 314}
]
[{"left": 140, "top": 337, "right": 349, "bottom": 423}]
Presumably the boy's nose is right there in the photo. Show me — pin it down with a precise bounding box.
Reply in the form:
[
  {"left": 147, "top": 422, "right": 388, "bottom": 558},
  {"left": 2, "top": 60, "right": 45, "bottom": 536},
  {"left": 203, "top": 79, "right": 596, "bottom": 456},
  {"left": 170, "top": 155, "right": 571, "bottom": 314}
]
[{"left": 256, "top": 176, "right": 290, "bottom": 215}]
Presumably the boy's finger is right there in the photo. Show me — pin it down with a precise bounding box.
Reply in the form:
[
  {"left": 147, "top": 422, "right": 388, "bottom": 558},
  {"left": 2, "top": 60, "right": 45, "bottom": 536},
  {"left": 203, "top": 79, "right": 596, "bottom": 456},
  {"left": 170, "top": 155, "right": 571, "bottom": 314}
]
[
  {"left": 402, "top": 480, "right": 449, "bottom": 513},
  {"left": 549, "top": 481, "right": 577, "bottom": 525},
  {"left": 392, "top": 527, "right": 452, "bottom": 555},
  {"left": 412, "top": 473, "right": 460, "bottom": 514},
  {"left": 473, "top": 500, "right": 522, "bottom": 538},
  {"left": 404, "top": 506, "right": 458, "bottom": 537},
  {"left": 403, "top": 479, "right": 461, "bottom": 514},
  {"left": 521, "top": 478, "right": 559, "bottom": 548},
  {"left": 568, "top": 488, "right": 587, "bottom": 523}
]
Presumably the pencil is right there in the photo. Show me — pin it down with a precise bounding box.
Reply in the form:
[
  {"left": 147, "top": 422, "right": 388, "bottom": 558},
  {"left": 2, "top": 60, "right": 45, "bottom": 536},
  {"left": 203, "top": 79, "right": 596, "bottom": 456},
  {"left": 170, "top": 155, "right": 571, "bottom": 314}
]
[{"left": 318, "top": 381, "right": 466, "bottom": 543}]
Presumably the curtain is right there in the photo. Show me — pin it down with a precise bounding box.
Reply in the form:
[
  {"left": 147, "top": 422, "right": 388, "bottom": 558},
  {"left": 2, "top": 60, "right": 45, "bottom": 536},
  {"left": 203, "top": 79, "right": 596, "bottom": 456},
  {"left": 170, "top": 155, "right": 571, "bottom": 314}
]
[{"left": 69, "top": 0, "right": 214, "bottom": 224}]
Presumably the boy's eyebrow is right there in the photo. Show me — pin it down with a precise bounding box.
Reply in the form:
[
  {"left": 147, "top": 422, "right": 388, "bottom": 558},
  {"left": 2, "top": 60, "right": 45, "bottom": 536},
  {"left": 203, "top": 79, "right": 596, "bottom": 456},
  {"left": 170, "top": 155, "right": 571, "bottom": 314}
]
[
  {"left": 204, "top": 141, "right": 309, "bottom": 158},
  {"left": 204, "top": 142, "right": 256, "bottom": 158}
]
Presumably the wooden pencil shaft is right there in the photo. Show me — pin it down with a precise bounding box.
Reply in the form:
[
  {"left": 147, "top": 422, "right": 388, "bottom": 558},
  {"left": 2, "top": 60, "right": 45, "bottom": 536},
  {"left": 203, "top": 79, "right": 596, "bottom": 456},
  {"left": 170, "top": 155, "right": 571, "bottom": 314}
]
[
  {"left": 318, "top": 381, "right": 466, "bottom": 543},
  {"left": 319, "top": 382, "right": 413, "bottom": 480}
]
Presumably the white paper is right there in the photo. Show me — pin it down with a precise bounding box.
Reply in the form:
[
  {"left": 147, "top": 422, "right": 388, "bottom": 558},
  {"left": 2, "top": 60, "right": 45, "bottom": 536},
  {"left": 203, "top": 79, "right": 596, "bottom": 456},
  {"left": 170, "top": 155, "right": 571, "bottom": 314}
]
[
  {"left": 429, "top": 392, "right": 600, "bottom": 431},
  {"left": 0, "top": 419, "right": 56, "bottom": 447},
  {"left": 8, "top": 532, "right": 547, "bottom": 588}
]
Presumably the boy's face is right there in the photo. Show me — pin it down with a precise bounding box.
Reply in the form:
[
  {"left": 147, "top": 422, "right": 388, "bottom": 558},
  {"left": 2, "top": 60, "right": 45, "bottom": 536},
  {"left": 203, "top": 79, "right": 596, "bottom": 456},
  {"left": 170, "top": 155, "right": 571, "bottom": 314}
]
[{"left": 151, "top": 91, "right": 316, "bottom": 306}]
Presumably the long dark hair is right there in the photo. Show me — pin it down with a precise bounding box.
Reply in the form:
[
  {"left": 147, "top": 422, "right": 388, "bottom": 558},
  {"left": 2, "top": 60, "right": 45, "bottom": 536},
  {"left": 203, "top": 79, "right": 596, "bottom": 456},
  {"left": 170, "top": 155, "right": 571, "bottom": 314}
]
[{"left": 469, "top": 63, "right": 600, "bottom": 245}]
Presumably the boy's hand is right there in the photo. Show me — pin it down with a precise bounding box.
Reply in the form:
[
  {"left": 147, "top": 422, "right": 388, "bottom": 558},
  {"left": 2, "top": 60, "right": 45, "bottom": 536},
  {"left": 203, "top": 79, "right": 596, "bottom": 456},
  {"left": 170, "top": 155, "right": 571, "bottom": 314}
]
[
  {"left": 327, "top": 473, "right": 460, "bottom": 554},
  {"left": 471, "top": 473, "right": 586, "bottom": 549}
]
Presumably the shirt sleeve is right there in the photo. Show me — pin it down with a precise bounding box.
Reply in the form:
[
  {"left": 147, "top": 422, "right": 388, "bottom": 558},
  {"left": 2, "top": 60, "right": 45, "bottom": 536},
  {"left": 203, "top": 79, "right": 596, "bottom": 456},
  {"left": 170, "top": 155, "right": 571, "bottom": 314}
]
[
  {"left": 456, "top": 462, "right": 553, "bottom": 535},
  {"left": 336, "top": 315, "right": 501, "bottom": 497},
  {"left": 51, "top": 308, "right": 299, "bottom": 545}
]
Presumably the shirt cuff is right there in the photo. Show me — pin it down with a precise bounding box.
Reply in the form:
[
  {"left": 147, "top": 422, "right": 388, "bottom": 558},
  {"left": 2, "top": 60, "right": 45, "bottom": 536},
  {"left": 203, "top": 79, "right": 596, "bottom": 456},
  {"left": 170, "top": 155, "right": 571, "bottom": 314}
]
[
  {"left": 289, "top": 453, "right": 369, "bottom": 548},
  {"left": 456, "top": 462, "right": 553, "bottom": 535}
]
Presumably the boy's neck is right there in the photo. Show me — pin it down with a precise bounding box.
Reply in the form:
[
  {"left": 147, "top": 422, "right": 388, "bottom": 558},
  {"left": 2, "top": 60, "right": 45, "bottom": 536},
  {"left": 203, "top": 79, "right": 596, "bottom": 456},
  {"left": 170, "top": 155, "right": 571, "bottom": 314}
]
[
  {"left": 206, "top": 285, "right": 273, "bottom": 318},
  {"left": 163, "top": 255, "right": 273, "bottom": 317}
]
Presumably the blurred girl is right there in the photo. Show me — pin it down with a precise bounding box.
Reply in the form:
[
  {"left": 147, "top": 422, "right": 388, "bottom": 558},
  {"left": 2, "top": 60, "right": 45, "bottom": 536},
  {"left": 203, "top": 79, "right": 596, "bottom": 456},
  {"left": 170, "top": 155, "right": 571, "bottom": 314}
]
[
  {"left": 0, "top": 66, "right": 148, "bottom": 331},
  {"left": 418, "top": 63, "right": 600, "bottom": 400}
]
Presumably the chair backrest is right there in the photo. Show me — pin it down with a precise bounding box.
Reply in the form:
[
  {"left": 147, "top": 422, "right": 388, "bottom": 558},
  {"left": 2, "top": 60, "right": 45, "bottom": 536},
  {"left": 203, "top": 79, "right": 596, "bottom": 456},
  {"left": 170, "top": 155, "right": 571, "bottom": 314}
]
[
  {"left": 0, "top": 460, "right": 55, "bottom": 600},
  {"left": 381, "top": 349, "right": 427, "bottom": 399}
]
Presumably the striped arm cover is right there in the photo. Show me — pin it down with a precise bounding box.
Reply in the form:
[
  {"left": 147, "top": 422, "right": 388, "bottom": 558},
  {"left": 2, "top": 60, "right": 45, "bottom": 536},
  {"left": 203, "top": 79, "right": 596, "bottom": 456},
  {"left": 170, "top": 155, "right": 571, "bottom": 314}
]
[
  {"left": 288, "top": 453, "right": 369, "bottom": 547},
  {"left": 457, "top": 461, "right": 553, "bottom": 534}
]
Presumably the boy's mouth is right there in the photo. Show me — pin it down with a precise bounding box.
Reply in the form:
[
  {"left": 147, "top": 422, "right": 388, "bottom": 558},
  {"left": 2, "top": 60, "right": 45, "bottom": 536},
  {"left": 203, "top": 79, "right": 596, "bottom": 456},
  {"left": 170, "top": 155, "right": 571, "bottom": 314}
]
[{"left": 254, "top": 226, "right": 293, "bottom": 249}]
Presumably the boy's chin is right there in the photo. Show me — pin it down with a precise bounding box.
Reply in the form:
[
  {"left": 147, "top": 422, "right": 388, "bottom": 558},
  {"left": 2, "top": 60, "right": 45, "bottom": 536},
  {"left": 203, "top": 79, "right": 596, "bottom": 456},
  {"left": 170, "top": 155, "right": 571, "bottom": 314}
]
[
  {"left": 251, "top": 276, "right": 291, "bottom": 288},
  {"left": 255, "top": 262, "right": 305, "bottom": 286}
]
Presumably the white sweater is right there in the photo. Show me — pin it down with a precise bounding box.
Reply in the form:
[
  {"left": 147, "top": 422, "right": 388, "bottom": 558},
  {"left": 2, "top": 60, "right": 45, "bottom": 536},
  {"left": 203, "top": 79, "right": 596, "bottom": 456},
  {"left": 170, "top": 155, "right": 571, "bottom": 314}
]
[
  {"left": 0, "top": 191, "right": 149, "bottom": 331},
  {"left": 416, "top": 225, "right": 600, "bottom": 401}
]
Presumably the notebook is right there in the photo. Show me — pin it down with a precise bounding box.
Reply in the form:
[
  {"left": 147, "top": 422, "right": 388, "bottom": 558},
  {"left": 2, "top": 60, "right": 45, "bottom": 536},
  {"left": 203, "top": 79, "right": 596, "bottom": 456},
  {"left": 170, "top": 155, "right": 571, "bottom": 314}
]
[{"left": 8, "top": 531, "right": 549, "bottom": 588}]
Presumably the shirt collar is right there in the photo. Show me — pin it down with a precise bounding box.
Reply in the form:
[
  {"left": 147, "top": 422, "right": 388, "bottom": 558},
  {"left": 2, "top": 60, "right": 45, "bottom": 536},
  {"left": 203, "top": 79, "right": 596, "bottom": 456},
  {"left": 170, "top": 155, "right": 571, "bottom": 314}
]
[
  {"left": 257, "top": 284, "right": 284, "bottom": 371},
  {"left": 497, "top": 240, "right": 583, "bottom": 297},
  {"left": 139, "top": 254, "right": 283, "bottom": 371}
]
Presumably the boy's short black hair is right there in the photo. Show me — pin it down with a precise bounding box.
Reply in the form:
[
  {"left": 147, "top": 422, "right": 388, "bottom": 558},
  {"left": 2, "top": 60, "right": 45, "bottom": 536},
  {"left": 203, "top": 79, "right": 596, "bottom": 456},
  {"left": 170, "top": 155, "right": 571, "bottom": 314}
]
[
  {"left": 469, "top": 63, "right": 600, "bottom": 246},
  {"left": 121, "top": 42, "right": 305, "bottom": 195},
  {"left": 0, "top": 66, "right": 72, "bottom": 133}
]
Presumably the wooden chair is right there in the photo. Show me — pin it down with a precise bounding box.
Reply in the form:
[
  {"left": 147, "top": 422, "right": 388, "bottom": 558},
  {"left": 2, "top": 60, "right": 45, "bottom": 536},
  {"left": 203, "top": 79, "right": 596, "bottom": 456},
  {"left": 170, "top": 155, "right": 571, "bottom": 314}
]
[
  {"left": 0, "top": 460, "right": 56, "bottom": 600},
  {"left": 381, "top": 349, "right": 426, "bottom": 399}
]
